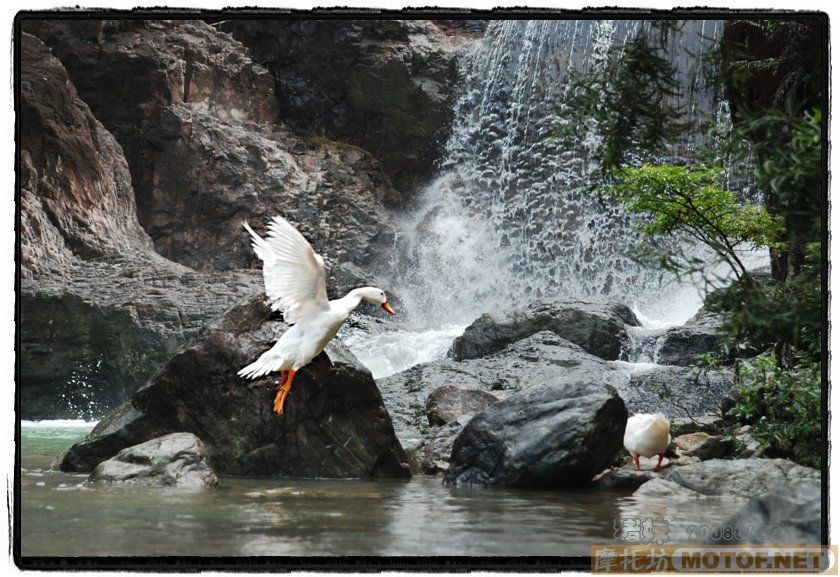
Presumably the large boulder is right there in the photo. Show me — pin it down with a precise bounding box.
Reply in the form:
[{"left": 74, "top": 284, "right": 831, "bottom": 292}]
[
  {"left": 378, "top": 331, "right": 628, "bottom": 437},
  {"left": 59, "top": 294, "right": 411, "bottom": 479},
  {"left": 425, "top": 385, "right": 499, "bottom": 427},
  {"left": 220, "top": 20, "right": 479, "bottom": 190},
  {"left": 451, "top": 297, "right": 639, "bottom": 361},
  {"left": 444, "top": 381, "right": 627, "bottom": 488},
  {"left": 89, "top": 433, "right": 218, "bottom": 487}
]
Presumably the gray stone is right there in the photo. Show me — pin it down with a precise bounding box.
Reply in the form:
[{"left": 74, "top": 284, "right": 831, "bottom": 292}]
[
  {"left": 451, "top": 297, "right": 639, "bottom": 361},
  {"left": 633, "top": 478, "right": 706, "bottom": 499},
  {"left": 710, "top": 478, "right": 822, "bottom": 544},
  {"left": 89, "top": 433, "right": 218, "bottom": 487},
  {"left": 663, "top": 458, "right": 819, "bottom": 498},
  {"left": 425, "top": 385, "right": 499, "bottom": 427},
  {"left": 218, "top": 20, "right": 478, "bottom": 190},
  {"left": 445, "top": 381, "right": 627, "bottom": 488},
  {"left": 409, "top": 415, "right": 471, "bottom": 475}
]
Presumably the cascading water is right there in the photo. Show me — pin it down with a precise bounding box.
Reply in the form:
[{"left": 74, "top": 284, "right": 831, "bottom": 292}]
[
  {"left": 349, "top": 19, "right": 767, "bottom": 377},
  {"left": 394, "top": 20, "right": 743, "bottom": 329}
]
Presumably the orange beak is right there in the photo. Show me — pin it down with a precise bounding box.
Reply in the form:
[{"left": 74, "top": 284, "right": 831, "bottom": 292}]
[{"left": 382, "top": 302, "right": 396, "bottom": 315}]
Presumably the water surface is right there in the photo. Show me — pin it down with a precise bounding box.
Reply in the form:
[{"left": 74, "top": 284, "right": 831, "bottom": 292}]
[{"left": 21, "top": 423, "right": 743, "bottom": 558}]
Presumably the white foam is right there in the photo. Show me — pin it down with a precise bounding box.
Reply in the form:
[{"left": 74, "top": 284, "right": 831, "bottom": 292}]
[{"left": 21, "top": 419, "right": 98, "bottom": 429}]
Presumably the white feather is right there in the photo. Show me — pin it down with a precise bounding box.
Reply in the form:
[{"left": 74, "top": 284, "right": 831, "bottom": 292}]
[
  {"left": 624, "top": 413, "right": 671, "bottom": 458},
  {"left": 242, "top": 216, "right": 329, "bottom": 325}
]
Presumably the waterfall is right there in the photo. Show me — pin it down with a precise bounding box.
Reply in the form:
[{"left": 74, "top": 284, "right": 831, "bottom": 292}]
[{"left": 393, "top": 20, "right": 743, "bottom": 328}]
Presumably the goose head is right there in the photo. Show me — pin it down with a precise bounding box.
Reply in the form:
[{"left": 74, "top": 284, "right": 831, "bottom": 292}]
[{"left": 356, "top": 286, "right": 396, "bottom": 315}]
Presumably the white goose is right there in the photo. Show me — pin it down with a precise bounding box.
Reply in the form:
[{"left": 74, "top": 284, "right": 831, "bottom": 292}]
[
  {"left": 623, "top": 413, "right": 671, "bottom": 471},
  {"left": 238, "top": 216, "right": 395, "bottom": 415}
]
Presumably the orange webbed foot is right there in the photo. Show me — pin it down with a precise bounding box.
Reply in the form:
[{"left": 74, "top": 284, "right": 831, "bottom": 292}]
[{"left": 273, "top": 370, "right": 296, "bottom": 415}]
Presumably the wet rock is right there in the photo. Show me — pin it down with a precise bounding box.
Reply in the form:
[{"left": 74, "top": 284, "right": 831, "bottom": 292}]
[
  {"left": 444, "top": 381, "right": 627, "bottom": 488},
  {"left": 27, "top": 20, "right": 400, "bottom": 275},
  {"left": 451, "top": 297, "right": 639, "bottom": 361},
  {"left": 219, "top": 20, "right": 478, "bottom": 190},
  {"left": 89, "top": 433, "right": 218, "bottom": 487},
  {"left": 663, "top": 458, "right": 819, "bottom": 498},
  {"left": 656, "top": 310, "right": 725, "bottom": 365},
  {"left": 710, "top": 478, "right": 821, "bottom": 544},
  {"left": 60, "top": 294, "right": 411, "bottom": 479},
  {"left": 409, "top": 415, "right": 471, "bottom": 475},
  {"left": 616, "top": 364, "right": 736, "bottom": 419},
  {"left": 425, "top": 385, "right": 499, "bottom": 427},
  {"left": 379, "top": 331, "right": 627, "bottom": 438}
]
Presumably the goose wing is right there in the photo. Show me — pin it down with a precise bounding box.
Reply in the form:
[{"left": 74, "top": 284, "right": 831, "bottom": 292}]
[{"left": 243, "top": 216, "right": 329, "bottom": 325}]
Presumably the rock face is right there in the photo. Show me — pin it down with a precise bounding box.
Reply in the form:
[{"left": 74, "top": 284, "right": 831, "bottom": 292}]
[
  {"left": 379, "top": 331, "right": 628, "bottom": 437},
  {"left": 27, "top": 20, "right": 400, "bottom": 276},
  {"left": 451, "top": 297, "right": 639, "bottom": 361},
  {"left": 19, "top": 32, "right": 152, "bottom": 279},
  {"left": 425, "top": 385, "right": 498, "bottom": 427},
  {"left": 19, "top": 32, "right": 263, "bottom": 418},
  {"left": 89, "top": 433, "right": 218, "bottom": 487},
  {"left": 445, "top": 381, "right": 627, "bottom": 488},
  {"left": 220, "top": 20, "right": 478, "bottom": 190},
  {"left": 60, "top": 294, "right": 411, "bottom": 479},
  {"left": 711, "top": 478, "right": 822, "bottom": 544}
]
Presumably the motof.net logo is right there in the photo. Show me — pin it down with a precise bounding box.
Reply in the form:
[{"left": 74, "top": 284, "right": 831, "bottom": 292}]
[{"left": 591, "top": 545, "right": 837, "bottom": 573}]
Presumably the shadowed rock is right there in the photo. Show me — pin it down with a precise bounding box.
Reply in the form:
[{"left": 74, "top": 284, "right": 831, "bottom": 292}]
[
  {"left": 451, "top": 297, "right": 639, "bottom": 361},
  {"left": 445, "top": 381, "right": 627, "bottom": 488},
  {"left": 60, "top": 294, "right": 410, "bottom": 479},
  {"left": 89, "top": 433, "right": 218, "bottom": 487}
]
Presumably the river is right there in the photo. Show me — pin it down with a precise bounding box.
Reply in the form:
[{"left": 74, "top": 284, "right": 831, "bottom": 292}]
[{"left": 21, "top": 422, "right": 746, "bottom": 557}]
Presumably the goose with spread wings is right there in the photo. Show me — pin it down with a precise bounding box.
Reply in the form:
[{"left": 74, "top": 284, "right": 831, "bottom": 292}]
[{"left": 238, "top": 216, "right": 395, "bottom": 415}]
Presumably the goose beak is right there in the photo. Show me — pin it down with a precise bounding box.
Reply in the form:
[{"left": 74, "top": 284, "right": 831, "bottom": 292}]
[{"left": 382, "top": 302, "right": 396, "bottom": 315}]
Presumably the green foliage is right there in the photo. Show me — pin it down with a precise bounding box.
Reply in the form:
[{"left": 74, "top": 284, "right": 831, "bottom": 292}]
[
  {"left": 706, "top": 243, "right": 821, "bottom": 367},
  {"left": 609, "top": 164, "right": 782, "bottom": 282},
  {"left": 730, "top": 354, "right": 821, "bottom": 467}
]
